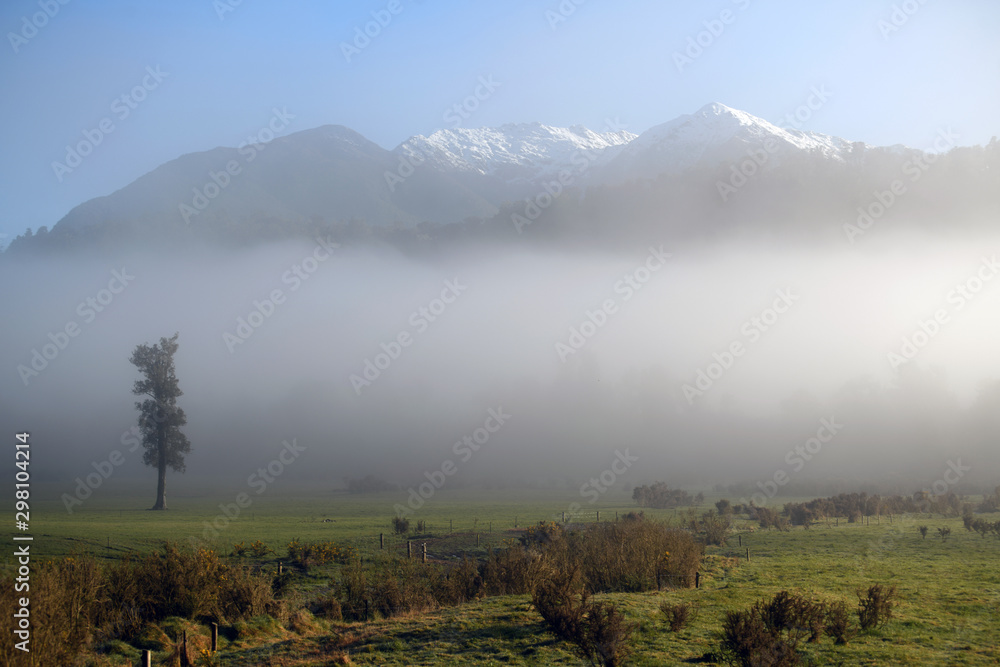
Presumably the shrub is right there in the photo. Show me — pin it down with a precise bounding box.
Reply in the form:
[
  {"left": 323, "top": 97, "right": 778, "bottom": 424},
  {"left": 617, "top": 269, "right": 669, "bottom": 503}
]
[
  {"left": 824, "top": 600, "right": 854, "bottom": 645},
  {"left": 660, "top": 601, "right": 695, "bottom": 632},
  {"left": 918, "top": 525, "right": 928, "bottom": 539},
  {"left": 857, "top": 584, "right": 897, "bottom": 631},
  {"left": 698, "top": 511, "right": 731, "bottom": 546},
  {"left": 632, "top": 482, "right": 694, "bottom": 509},
  {"left": 287, "top": 539, "right": 356, "bottom": 570},
  {"left": 392, "top": 516, "right": 410, "bottom": 535},
  {"left": 937, "top": 526, "right": 952, "bottom": 541},
  {"left": 719, "top": 605, "right": 801, "bottom": 667},
  {"left": 573, "top": 520, "right": 702, "bottom": 592},
  {"left": 532, "top": 566, "right": 636, "bottom": 667},
  {"left": 480, "top": 544, "right": 549, "bottom": 596}
]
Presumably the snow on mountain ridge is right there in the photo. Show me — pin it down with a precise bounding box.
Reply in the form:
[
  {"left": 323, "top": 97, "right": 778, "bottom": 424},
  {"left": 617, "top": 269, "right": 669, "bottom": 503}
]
[{"left": 395, "top": 122, "right": 637, "bottom": 180}]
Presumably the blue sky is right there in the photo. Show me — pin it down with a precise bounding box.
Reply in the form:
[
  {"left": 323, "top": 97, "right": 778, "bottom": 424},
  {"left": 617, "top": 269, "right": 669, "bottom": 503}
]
[{"left": 1, "top": 0, "right": 997, "bottom": 244}]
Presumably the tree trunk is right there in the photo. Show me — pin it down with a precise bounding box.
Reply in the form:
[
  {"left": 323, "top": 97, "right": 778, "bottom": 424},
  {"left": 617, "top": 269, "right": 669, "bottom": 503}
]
[{"left": 150, "top": 436, "right": 167, "bottom": 510}]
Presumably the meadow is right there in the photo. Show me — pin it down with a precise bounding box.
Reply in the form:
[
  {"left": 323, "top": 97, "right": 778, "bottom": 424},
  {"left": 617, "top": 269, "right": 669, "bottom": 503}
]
[{"left": 8, "top": 486, "right": 1000, "bottom": 666}]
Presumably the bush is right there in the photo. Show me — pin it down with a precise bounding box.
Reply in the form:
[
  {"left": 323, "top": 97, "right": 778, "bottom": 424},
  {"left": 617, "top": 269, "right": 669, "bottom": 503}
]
[
  {"left": 532, "top": 566, "right": 636, "bottom": 667},
  {"left": 572, "top": 520, "right": 702, "bottom": 592},
  {"left": 392, "top": 516, "right": 410, "bottom": 535},
  {"left": 286, "top": 539, "right": 356, "bottom": 570},
  {"left": 825, "top": 600, "right": 854, "bottom": 645},
  {"left": 660, "top": 601, "right": 695, "bottom": 632},
  {"left": 720, "top": 605, "right": 801, "bottom": 666},
  {"left": 632, "top": 482, "right": 694, "bottom": 509},
  {"left": 718, "top": 590, "right": 839, "bottom": 665},
  {"left": 918, "top": 525, "right": 928, "bottom": 539},
  {"left": 857, "top": 584, "right": 897, "bottom": 631}
]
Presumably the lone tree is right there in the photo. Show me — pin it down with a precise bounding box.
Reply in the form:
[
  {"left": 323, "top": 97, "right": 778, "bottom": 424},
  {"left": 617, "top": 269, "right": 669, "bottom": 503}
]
[{"left": 130, "top": 333, "right": 191, "bottom": 510}]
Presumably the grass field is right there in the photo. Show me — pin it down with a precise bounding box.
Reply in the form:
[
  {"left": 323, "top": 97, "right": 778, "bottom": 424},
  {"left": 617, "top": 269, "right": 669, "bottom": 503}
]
[{"left": 12, "top": 487, "right": 1000, "bottom": 665}]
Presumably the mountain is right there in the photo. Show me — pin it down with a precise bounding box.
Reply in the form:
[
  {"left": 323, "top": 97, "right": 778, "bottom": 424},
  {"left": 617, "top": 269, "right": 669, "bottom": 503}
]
[
  {"left": 52, "top": 125, "right": 500, "bottom": 239},
  {"left": 9, "top": 103, "right": 995, "bottom": 254},
  {"left": 594, "top": 102, "right": 865, "bottom": 184}
]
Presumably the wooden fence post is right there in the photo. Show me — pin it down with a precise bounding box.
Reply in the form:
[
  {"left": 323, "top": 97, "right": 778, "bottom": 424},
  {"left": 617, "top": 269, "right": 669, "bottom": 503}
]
[
  {"left": 380, "top": 533, "right": 384, "bottom": 549},
  {"left": 142, "top": 650, "right": 151, "bottom": 667},
  {"left": 278, "top": 562, "right": 283, "bottom": 575},
  {"left": 695, "top": 571, "right": 700, "bottom": 589},
  {"left": 738, "top": 534, "right": 742, "bottom": 547},
  {"left": 746, "top": 548, "right": 750, "bottom": 562},
  {"left": 407, "top": 541, "right": 412, "bottom": 558},
  {"left": 422, "top": 543, "right": 427, "bottom": 563},
  {"left": 562, "top": 511, "right": 565, "bottom": 522},
  {"left": 211, "top": 622, "right": 218, "bottom": 651},
  {"left": 596, "top": 511, "right": 600, "bottom": 522}
]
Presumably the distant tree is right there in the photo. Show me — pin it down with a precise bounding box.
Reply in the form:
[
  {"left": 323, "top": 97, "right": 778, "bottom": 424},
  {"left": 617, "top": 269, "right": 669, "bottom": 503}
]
[{"left": 129, "top": 333, "right": 191, "bottom": 510}]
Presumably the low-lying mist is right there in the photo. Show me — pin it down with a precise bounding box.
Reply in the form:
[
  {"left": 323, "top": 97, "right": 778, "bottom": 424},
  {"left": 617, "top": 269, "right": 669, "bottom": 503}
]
[{"left": 2, "top": 229, "right": 999, "bottom": 505}]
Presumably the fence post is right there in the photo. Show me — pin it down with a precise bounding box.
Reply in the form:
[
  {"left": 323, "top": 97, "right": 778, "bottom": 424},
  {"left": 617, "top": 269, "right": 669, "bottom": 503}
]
[
  {"left": 211, "top": 622, "right": 218, "bottom": 651},
  {"left": 142, "top": 650, "right": 151, "bottom": 667},
  {"left": 422, "top": 543, "right": 427, "bottom": 563},
  {"left": 562, "top": 511, "right": 565, "bottom": 522},
  {"left": 738, "top": 534, "right": 742, "bottom": 547},
  {"left": 596, "top": 511, "right": 600, "bottom": 522},
  {"left": 746, "top": 548, "right": 751, "bottom": 562},
  {"left": 380, "top": 533, "right": 384, "bottom": 549},
  {"left": 407, "top": 541, "right": 412, "bottom": 558},
  {"left": 695, "top": 571, "right": 700, "bottom": 589},
  {"left": 278, "top": 562, "right": 283, "bottom": 575}
]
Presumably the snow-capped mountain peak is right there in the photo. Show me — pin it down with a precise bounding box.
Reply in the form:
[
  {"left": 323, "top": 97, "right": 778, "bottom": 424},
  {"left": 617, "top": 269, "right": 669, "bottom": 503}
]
[{"left": 596, "top": 103, "right": 864, "bottom": 184}]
